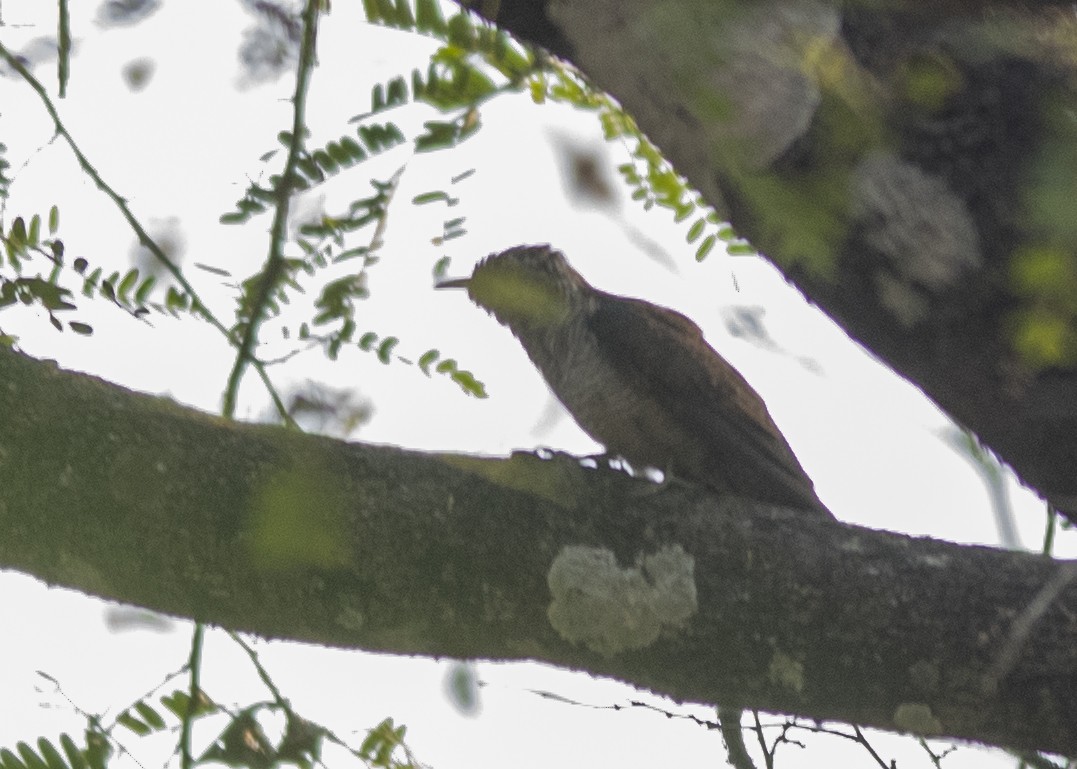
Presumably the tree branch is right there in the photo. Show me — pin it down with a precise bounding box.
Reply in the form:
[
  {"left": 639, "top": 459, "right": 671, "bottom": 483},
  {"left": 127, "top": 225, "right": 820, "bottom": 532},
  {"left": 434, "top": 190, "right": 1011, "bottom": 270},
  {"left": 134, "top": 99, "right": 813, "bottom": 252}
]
[
  {"left": 474, "top": 0, "right": 1077, "bottom": 525},
  {"left": 1, "top": 346, "right": 1074, "bottom": 756}
]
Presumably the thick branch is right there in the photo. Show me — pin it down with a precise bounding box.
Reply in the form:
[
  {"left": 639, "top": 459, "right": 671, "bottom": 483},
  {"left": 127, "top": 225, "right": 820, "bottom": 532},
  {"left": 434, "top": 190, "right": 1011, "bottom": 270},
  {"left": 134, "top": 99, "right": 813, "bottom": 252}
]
[{"left": 1, "top": 347, "right": 1075, "bottom": 756}]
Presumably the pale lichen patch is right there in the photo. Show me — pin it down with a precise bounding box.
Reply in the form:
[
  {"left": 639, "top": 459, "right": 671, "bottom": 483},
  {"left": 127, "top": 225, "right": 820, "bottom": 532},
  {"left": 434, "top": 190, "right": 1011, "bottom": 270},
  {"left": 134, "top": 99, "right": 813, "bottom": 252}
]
[
  {"left": 335, "top": 605, "right": 365, "bottom": 632},
  {"left": 767, "top": 650, "right": 806, "bottom": 694},
  {"left": 852, "top": 152, "right": 981, "bottom": 323},
  {"left": 547, "top": 544, "right": 697, "bottom": 656},
  {"left": 893, "top": 702, "right": 943, "bottom": 735}
]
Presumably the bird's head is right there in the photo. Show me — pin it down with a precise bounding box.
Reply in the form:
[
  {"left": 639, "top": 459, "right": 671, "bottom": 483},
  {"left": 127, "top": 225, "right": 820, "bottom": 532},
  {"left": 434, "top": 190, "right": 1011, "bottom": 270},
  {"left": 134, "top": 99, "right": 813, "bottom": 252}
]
[{"left": 436, "top": 245, "right": 591, "bottom": 331}]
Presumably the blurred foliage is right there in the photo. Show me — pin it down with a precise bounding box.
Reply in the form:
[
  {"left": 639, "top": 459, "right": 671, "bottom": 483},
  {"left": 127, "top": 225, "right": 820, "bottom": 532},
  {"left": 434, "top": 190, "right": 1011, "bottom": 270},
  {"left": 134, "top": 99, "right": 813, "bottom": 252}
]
[
  {"left": 1, "top": 207, "right": 89, "bottom": 338},
  {"left": 95, "top": 0, "right": 161, "bottom": 27},
  {"left": 0, "top": 0, "right": 746, "bottom": 399},
  {"left": 1006, "top": 246, "right": 1077, "bottom": 370},
  {"left": 3, "top": 667, "right": 422, "bottom": 769},
  {"left": 0, "top": 205, "right": 198, "bottom": 343},
  {"left": 358, "top": 0, "right": 748, "bottom": 260},
  {"left": 0, "top": 143, "right": 11, "bottom": 201}
]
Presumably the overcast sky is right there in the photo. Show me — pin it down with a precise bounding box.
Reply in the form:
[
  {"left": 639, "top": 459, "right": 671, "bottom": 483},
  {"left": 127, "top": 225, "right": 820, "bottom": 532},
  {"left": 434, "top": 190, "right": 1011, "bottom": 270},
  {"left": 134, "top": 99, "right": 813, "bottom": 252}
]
[{"left": 1, "top": 2, "right": 1073, "bottom": 768}]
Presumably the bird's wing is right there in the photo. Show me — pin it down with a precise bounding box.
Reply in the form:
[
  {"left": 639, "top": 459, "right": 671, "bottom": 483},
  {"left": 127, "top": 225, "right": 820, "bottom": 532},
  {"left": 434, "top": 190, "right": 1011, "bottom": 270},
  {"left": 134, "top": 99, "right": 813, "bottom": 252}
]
[{"left": 588, "top": 293, "right": 825, "bottom": 512}]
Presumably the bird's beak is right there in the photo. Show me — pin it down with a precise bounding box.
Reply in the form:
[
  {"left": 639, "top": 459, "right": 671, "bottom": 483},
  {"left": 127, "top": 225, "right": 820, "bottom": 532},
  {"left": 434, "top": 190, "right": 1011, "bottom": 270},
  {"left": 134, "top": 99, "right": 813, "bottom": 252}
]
[{"left": 435, "top": 277, "right": 472, "bottom": 290}]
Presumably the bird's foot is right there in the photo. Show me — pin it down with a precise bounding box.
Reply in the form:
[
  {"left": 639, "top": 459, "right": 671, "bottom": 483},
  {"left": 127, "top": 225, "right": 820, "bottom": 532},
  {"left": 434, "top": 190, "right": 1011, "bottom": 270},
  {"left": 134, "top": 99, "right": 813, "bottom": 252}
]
[
  {"left": 527, "top": 447, "right": 624, "bottom": 472},
  {"left": 630, "top": 467, "right": 697, "bottom": 497}
]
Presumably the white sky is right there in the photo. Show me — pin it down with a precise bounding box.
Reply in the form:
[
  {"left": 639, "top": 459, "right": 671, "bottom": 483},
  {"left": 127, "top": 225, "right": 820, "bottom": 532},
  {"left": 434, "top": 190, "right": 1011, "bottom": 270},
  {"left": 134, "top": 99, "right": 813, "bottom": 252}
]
[{"left": 1, "top": 1, "right": 1074, "bottom": 768}]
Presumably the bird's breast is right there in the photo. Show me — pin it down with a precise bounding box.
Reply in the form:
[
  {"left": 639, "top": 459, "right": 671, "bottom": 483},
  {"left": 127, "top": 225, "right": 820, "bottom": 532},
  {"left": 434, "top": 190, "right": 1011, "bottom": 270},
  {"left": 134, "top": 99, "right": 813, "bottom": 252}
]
[{"left": 521, "top": 327, "right": 699, "bottom": 477}]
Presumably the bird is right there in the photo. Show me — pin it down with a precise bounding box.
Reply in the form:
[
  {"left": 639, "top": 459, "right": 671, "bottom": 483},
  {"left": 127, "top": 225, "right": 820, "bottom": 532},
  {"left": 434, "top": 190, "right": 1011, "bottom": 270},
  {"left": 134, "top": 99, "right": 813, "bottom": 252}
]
[{"left": 436, "top": 244, "right": 830, "bottom": 517}]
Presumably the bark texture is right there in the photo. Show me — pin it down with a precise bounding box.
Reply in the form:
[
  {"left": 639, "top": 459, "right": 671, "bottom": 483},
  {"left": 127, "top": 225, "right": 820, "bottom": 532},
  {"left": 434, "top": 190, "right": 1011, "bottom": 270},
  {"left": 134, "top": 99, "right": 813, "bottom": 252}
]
[{"left": 1, "top": 346, "right": 1076, "bottom": 755}]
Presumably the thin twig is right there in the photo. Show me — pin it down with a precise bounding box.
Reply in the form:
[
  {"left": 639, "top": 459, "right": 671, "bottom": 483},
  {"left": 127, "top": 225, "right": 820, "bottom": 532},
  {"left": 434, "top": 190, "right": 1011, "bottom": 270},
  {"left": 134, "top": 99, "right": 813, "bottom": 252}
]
[
  {"left": 0, "top": 40, "right": 291, "bottom": 421},
  {"left": 854, "top": 725, "right": 894, "bottom": 769},
  {"left": 179, "top": 623, "right": 205, "bottom": 769},
  {"left": 57, "top": 0, "right": 70, "bottom": 97},
  {"left": 222, "top": 0, "right": 322, "bottom": 420},
  {"left": 719, "top": 707, "right": 758, "bottom": 769},
  {"left": 228, "top": 631, "right": 288, "bottom": 708}
]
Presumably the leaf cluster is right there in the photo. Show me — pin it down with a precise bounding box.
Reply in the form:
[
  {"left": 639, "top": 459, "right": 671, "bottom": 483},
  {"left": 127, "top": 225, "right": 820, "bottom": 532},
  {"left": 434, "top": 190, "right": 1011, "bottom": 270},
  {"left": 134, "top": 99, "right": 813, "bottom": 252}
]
[
  {"left": 0, "top": 688, "right": 212, "bottom": 769},
  {"left": 1, "top": 680, "right": 419, "bottom": 769},
  {"left": 360, "top": 0, "right": 750, "bottom": 261},
  {"left": 0, "top": 142, "right": 11, "bottom": 201},
  {"left": 222, "top": 125, "right": 407, "bottom": 227},
  {"left": 218, "top": 5, "right": 528, "bottom": 399},
  {"left": 0, "top": 206, "right": 198, "bottom": 342},
  {"left": 1, "top": 207, "right": 85, "bottom": 338}
]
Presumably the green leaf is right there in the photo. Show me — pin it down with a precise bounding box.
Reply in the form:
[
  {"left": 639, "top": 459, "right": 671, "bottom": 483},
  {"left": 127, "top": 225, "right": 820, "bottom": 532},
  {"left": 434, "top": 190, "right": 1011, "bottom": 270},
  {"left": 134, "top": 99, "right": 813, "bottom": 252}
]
[
  {"left": 312, "top": 149, "right": 340, "bottom": 174},
  {"left": 81, "top": 733, "right": 108, "bottom": 769},
  {"left": 57, "top": 736, "right": 86, "bottom": 769},
  {"left": 17, "top": 742, "right": 49, "bottom": 769},
  {"left": 416, "top": 0, "right": 447, "bottom": 35},
  {"left": 82, "top": 267, "right": 101, "bottom": 297},
  {"left": 1, "top": 748, "right": 30, "bottom": 769},
  {"left": 413, "top": 191, "right": 453, "bottom": 205},
  {"left": 447, "top": 13, "right": 475, "bottom": 50},
  {"left": 376, "top": 336, "right": 399, "bottom": 363},
  {"left": 10, "top": 217, "right": 27, "bottom": 247},
  {"left": 116, "top": 711, "right": 151, "bottom": 737},
  {"left": 134, "top": 701, "right": 167, "bottom": 731},
  {"left": 339, "top": 137, "right": 366, "bottom": 161},
  {"left": 29, "top": 279, "right": 76, "bottom": 312},
  {"left": 393, "top": 0, "right": 415, "bottom": 30},
  {"left": 161, "top": 688, "right": 213, "bottom": 720},
  {"left": 375, "top": 0, "right": 396, "bottom": 25},
  {"left": 35, "top": 738, "right": 67, "bottom": 769},
  {"left": 695, "top": 234, "right": 717, "bottom": 261},
  {"left": 326, "top": 141, "right": 351, "bottom": 166},
  {"left": 135, "top": 275, "right": 156, "bottom": 304},
  {"left": 249, "top": 185, "right": 277, "bottom": 203},
  {"left": 357, "top": 122, "right": 406, "bottom": 153},
  {"left": 118, "top": 269, "right": 139, "bottom": 302},
  {"left": 358, "top": 331, "right": 378, "bottom": 351},
  {"left": 671, "top": 200, "right": 694, "bottom": 222},
  {"left": 418, "top": 349, "right": 438, "bottom": 373},
  {"left": 686, "top": 218, "right": 705, "bottom": 243},
  {"left": 452, "top": 369, "right": 487, "bottom": 398},
  {"left": 361, "top": 0, "right": 380, "bottom": 23},
  {"left": 296, "top": 156, "right": 322, "bottom": 182},
  {"left": 529, "top": 77, "right": 546, "bottom": 104},
  {"left": 414, "top": 120, "right": 458, "bottom": 152},
  {"left": 28, "top": 215, "right": 41, "bottom": 246},
  {"left": 69, "top": 321, "right": 94, "bottom": 336},
  {"left": 490, "top": 30, "right": 526, "bottom": 73},
  {"left": 334, "top": 246, "right": 370, "bottom": 262},
  {"left": 165, "top": 286, "right": 190, "bottom": 315}
]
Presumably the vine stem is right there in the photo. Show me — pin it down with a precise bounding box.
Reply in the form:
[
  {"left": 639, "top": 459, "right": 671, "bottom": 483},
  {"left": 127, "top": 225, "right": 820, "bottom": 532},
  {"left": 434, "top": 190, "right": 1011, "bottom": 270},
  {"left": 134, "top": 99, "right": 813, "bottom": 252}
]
[{"left": 221, "top": 0, "right": 323, "bottom": 420}]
